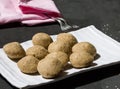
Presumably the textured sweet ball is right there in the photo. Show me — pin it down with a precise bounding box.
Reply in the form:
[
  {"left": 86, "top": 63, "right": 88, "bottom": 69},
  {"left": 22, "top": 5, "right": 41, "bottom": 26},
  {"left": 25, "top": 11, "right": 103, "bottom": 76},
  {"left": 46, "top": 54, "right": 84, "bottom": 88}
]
[
  {"left": 32, "top": 32, "right": 53, "bottom": 48},
  {"left": 57, "top": 33, "right": 78, "bottom": 47},
  {"left": 70, "top": 52, "right": 94, "bottom": 68},
  {"left": 3, "top": 42, "right": 26, "bottom": 60},
  {"left": 37, "top": 57, "right": 63, "bottom": 79},
  {"left": 45, "top": 51, "right": 69, "bottom": 66},
  {"left": 72, "top": 42, "right": 97, "bottom": 56},
  {"left": 48, "top": 41, "right": 71, "bottom": 55},
  {"left": 26, "top": 45, "right": 48, "bottom": 60},
  {"left": 17, "top": 55, "right": 39, "bottom": 74}
]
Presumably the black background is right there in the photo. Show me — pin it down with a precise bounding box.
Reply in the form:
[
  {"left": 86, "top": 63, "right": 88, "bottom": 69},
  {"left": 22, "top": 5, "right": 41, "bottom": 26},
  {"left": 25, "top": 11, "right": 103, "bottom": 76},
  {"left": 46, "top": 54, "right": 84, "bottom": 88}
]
[{"left": 0, "top": 0, "right": 120, "bottom": 89}]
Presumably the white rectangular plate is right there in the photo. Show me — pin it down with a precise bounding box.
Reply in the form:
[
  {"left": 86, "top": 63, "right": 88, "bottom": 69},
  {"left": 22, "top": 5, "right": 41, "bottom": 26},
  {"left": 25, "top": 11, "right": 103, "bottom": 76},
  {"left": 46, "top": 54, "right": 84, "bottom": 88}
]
[{"left": 0, "top": 25, "right": 120, "bottom": 88}]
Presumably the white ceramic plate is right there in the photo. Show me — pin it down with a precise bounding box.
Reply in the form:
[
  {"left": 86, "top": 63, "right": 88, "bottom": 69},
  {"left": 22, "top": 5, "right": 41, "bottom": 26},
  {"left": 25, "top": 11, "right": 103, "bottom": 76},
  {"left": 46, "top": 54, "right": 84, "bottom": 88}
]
[{"left": 0, "top": 25, "right": 120, "bottom": 88}]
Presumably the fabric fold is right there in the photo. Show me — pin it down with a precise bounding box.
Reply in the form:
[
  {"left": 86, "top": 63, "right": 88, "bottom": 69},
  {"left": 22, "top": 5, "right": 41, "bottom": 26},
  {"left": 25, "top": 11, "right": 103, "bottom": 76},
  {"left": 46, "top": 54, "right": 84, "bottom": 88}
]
[
  {"left": 0, "top": 0, "right": 61, "bottom": 25},
  {"left": 0, "top": 0, "right": 22, "bottom": 24}
]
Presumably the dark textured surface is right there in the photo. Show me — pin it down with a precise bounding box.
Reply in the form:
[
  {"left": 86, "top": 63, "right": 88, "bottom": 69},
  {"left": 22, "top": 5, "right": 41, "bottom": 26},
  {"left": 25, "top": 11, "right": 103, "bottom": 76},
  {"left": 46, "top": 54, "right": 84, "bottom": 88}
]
[{"left": 0, "top": 0, "right": 120, "bottom": 89}]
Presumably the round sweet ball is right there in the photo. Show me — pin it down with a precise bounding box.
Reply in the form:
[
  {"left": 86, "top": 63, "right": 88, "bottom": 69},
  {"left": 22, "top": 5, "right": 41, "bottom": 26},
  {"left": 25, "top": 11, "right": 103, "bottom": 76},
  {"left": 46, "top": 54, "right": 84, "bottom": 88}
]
[
  {"left": 17, "top": 55, "right": 39, "bottom": 74},
  {"left": 70, "top": 52, "right": 94, "bottom": 68},
  {"left": 57, "top": 33, "right": 78, "bottom": 46},
  {"left": 26, "top": 45, "right": 48, "bottom": 60},
  {"left": 45, "top": 51, "right": 69, "bottom": 66},
  {"left": 3, "top": 42, "right": 26, "bottom": 60},
  {"left": 32, "top": 32, "right": 53, "bottom": 48},
  {"left": 48, "top": 41, "right": 71, "bottom": 55},
  {"left": 37, "top": 58, "right": 63, "bottom": 79},
  {"left": 72, "top": 42, "right": 96, "bottom": 56}
]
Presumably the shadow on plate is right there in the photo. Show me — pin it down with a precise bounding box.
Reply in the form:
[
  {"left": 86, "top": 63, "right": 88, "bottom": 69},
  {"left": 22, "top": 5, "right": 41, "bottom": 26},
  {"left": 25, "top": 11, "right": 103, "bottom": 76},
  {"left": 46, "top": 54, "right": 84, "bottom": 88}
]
[{"left": 94, "top": 53, "right": 100, "bottom": 61}]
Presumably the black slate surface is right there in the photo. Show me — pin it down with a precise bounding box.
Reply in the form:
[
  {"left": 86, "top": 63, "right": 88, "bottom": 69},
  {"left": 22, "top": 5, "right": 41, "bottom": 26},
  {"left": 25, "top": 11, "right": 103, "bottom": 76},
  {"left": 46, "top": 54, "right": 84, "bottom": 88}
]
[{"left": 0, "top": 0, "right": 120, "bottom": 89}]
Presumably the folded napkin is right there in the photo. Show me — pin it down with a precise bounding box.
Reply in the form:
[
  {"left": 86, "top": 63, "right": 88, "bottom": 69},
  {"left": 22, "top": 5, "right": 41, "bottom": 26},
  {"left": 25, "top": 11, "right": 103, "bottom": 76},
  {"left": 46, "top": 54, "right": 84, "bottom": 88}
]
[{"left": 0, "top": 0, "right": 61, "bottom": 25}]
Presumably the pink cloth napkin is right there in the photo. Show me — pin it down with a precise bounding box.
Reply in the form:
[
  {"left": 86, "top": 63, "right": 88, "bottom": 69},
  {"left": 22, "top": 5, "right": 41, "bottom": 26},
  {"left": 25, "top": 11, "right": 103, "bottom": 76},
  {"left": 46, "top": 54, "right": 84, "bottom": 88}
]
[{"left": 0, "top": 0, "right": 61, "bottom": 26}]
